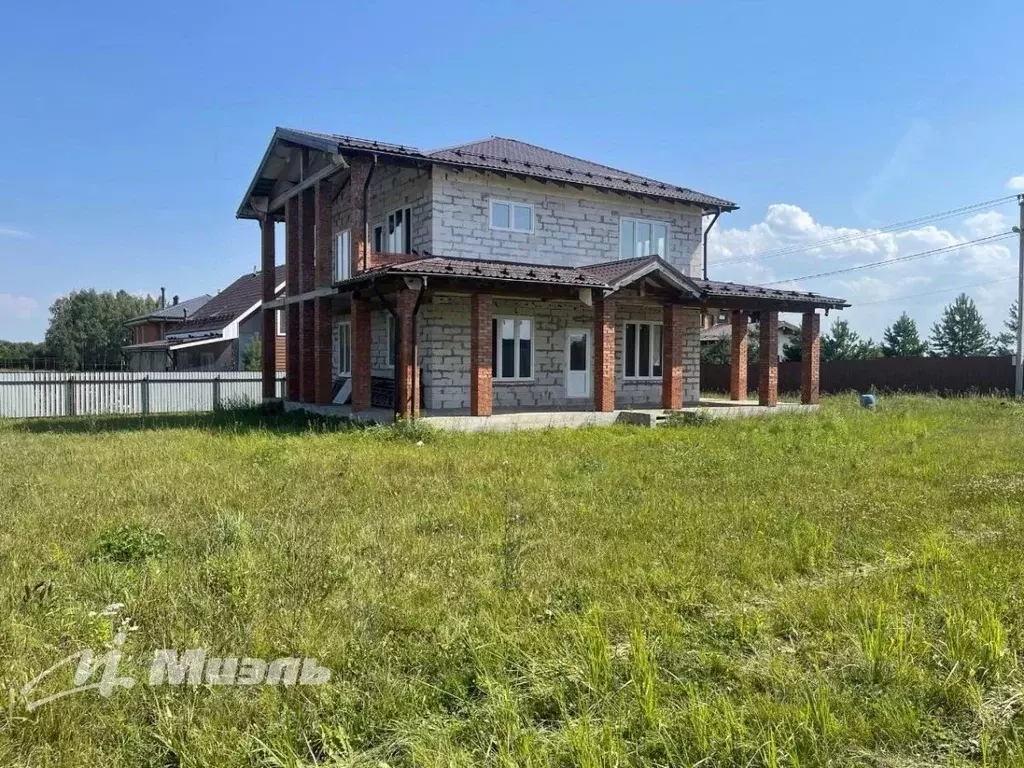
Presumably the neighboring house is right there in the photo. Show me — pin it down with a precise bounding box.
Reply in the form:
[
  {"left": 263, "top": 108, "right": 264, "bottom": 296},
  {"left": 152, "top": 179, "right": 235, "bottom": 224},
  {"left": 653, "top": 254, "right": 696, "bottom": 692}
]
[
  {"left": 701, "top": 313, "right": 801, "bottom": 361},
  {"left": 123, "top": 294, "right": 212, "bottom": 371},
  {"left": 164, "top": 266, "right": 287, "bottom": 371},
  {"left": 236, "top": 128, "right": 847, "bottom": 416}
]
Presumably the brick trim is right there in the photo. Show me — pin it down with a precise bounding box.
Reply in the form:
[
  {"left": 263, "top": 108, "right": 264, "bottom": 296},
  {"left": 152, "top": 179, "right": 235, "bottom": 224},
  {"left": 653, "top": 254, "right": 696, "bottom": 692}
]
[
  {"left": 730, "top": 311, "right": 748, "bottom": 401},
  {"left": 758, "top": 311, "right": 779, "bottom": 407},
  {"left": 801, "top": 311, "right": 821, "bottom": 405},
  {"left": 594, "top": 297, "right": 615, "bottom": 412},
  {"left": 661, "top": 305, "right": 684, "bottom": 409},
  {"left": 469, "top": 293, "right": 493, "bottom": 416}
]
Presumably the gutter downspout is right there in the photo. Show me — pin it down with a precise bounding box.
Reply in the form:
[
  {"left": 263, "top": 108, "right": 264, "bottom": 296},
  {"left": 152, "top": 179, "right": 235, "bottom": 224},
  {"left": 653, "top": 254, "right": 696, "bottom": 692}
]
[
  {"left": 362, "top": 154, "right": 378, "bottom": 272},
  {"left": 702, "top": 206, "right": 722, "bottom": 280}
]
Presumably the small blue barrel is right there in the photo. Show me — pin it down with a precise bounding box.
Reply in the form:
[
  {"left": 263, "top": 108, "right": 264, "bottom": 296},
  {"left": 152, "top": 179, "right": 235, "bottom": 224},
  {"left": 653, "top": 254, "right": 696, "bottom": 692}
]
[{"left": 860, "top": 393, "right": 876, "bottom": 409}]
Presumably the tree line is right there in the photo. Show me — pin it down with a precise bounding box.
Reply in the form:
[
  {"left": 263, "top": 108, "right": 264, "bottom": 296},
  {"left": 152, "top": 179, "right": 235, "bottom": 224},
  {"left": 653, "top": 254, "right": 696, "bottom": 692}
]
[{"left": 0, "top": 290, "right": 158, "bottom": 371}]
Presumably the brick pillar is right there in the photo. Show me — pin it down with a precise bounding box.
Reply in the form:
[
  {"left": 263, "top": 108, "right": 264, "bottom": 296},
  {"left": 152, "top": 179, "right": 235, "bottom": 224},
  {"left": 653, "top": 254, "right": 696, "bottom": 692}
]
[
  {"left": 759, "top": 311, "right": 779, "bottom": 407},
  {"left": 260, "top": 217, "right": 276, "bottom": 399},
  {"left": 315, "top": 179, "right": 333, "bottom": 287},
  {"left": 346, "top": 157, "right": 373, "bottom": 275},
  {"left": 661, "top": 304, "right": 684, "bottom": 409},
  {"left": 299, "top": 187, "right": 315, "bottom": 293},
  {"left": 594, "top": 297, "right": 615, "bottom": 412},
  {"left": 300, "top": 300, "right": 315, "bottom": 403},
  {"left": 470, "top": 293, "right": 493, "bottom": 416},
  {"left": 285, "top": 198, "right": 300, "bottom": 401},
  {"left": 801, "top": 311, "right": 821, "bottom": 405},
  {"left": 730, "top": 311, "right": 748, "bottom": 401},
  {"left": 395, "top": 290, "right": 418, "bottom": 419},
  {"left": 351, "top": 297, "right": 372, "bottom": 411},
  {"left": 314, "top": 297, "right": 332, "bottom": 404}
]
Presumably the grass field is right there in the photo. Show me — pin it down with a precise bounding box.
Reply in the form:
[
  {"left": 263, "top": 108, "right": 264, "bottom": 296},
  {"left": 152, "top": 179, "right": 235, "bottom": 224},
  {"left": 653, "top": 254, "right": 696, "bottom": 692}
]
[{"left": 2, "top": 397, "right": 1024, "bottom": 767}]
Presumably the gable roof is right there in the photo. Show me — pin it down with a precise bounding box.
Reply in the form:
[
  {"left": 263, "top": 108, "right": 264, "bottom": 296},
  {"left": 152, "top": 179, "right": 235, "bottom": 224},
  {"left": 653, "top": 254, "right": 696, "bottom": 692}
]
[
  {"left": 126, "top": 294, "right": 212, "bottom": 325},
  {"left": 167, "top": 265, "right": 285, "bottom": 338},
  {"left": 239, "top": 128, "right": 736, "bottom": 218}
]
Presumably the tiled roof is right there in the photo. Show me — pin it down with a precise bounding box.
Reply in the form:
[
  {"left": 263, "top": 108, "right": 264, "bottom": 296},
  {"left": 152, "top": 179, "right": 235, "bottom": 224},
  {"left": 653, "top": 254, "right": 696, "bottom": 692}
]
[
  {"left": 127, "top": 294, "right": 212, "bottom": 324},
  {"left": 168, "top": 265, "right": 285, "bottom": 337},
  {"left": 273, "top": 128, "right": 736, "bottom": 211},
  {"left": 346, "top": 254, "right": 847, "bottom": 309},
  {"left": 693, "top": 278, "right": 848, "bottom": 308},
  {"left": 701, "top": 320, "right": 801, "bottom": 342}
]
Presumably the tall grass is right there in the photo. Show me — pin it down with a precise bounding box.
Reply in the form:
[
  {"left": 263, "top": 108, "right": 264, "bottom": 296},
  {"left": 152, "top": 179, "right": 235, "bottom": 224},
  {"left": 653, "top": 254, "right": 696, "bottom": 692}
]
[{"left": 1, "top": 396, "right": 1024, "bottom": 765}]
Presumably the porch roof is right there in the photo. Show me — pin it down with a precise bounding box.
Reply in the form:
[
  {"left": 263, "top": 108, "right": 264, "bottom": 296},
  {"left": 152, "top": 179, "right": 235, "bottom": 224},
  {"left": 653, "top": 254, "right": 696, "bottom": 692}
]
[{"left": 336, "top": 253, "right": 848, "bottom": 311}]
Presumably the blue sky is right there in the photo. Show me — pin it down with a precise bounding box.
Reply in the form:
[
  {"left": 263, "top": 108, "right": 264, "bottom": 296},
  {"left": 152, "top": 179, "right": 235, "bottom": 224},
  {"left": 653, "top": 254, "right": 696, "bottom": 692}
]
[{"left": 2, "top": 0, "right": 1022, "bottom": 342}]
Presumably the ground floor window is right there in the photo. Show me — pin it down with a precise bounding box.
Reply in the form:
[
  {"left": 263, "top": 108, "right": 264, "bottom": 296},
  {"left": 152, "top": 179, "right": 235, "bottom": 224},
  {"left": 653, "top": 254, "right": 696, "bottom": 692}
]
[
  {"left": 624, "top": 322, "right": 663, "bottom": 379},
  {"left": 492, "top": 317, "right": 533, "bottom": 381},
  {"left": 337, "top": 321, "right": 351, "bottom": 376}
]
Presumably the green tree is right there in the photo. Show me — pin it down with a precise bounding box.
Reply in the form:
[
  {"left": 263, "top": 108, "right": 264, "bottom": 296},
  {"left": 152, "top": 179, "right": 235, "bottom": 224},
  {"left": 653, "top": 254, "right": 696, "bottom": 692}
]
[
  {"left": 993, "top": 300, "right": 1020, "bottom": 356},
  {"left": 700, "top": 330, "right": 760, "bottom": 364},
  {"left": 242, "top": 335, "right": 262, "bottom": 372},
  {"left": 0, "top": 340, "right": 49, "bottom": 368},
  {"left": 782, "top": 338, "right": 802, "bottom": 362},
  {"left": 929, "top": 293, "right": 992, "bottom": 357},
  {"left": 821, "top": 319, "right": 879, "bottom": 361},
  {"left": 881, "top": 312, "right": 929, "bottom": 357},
  {"left": 45, "top": 290, "right": 158, "bottom": 370}
]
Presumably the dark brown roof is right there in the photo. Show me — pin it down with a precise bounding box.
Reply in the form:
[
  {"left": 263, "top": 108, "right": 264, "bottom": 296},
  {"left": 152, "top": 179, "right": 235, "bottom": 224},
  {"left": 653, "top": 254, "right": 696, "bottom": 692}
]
[
  {"left": 342, "top": 254, "right": 847, "bottom": 310},
  {"left": 268, "top": 128, "right": 736, "bottom": 211},
  {"left": 168, "top": 265, "right": 285, "bottom": 338}
]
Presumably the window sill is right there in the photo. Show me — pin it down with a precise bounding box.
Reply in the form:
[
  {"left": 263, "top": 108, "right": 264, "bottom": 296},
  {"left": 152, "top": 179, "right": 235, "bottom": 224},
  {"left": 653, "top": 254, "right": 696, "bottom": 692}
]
[
  {"left": 494, "top": 377, "right": 534, "bottom": 384},
  {"left": 623, "top": 376, "right": 663, "bottom": 382}
]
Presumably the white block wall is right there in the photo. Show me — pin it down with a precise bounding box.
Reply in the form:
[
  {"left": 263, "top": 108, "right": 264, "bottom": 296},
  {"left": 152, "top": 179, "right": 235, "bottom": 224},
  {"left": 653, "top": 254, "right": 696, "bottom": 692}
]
[{"left": 431, "top": 169, "right": 705, "bottom": 276}]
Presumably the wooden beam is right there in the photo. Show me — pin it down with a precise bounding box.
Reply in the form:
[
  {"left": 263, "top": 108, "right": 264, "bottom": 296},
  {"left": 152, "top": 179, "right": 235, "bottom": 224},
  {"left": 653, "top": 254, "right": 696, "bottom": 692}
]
[{"left": 269, "top": 156, "right": 347, "bottom": 213}]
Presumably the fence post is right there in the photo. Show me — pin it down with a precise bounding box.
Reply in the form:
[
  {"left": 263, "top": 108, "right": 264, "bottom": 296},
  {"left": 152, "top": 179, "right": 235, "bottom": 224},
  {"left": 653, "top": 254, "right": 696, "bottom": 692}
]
[
  {"left": 213, "top": 376, "right": 221, "bottom": 410},
  {"left": 141, "top": 376, "right": 150, "bottom": 415},
  {"left": 66, "top": 375, "right": 76, "bottom": 417}
]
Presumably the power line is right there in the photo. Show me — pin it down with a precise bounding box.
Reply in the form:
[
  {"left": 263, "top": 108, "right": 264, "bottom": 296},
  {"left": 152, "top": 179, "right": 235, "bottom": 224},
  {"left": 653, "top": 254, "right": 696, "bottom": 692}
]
[
  {"left": 855, "top": 275, "right": 1018, "bottom": 307},
  {"left": 713, "top": 194, "right": 1018, "bottom": 267},
  {"left": 762, "top": 232, "right": 1016, "bottom": 286}
]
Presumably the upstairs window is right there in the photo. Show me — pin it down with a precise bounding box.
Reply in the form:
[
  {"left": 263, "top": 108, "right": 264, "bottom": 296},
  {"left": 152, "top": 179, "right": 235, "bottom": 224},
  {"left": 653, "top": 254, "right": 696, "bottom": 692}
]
[
  {"left": 335, "top": 230, "right": 351, "bottom": 281},
  {"left": 375, "top": 207, "right": 412, "bottom": 253},
  {"left": 491, "top": 317, "right": 533, "bottom": 380},
  {"left": 623, "top": 322, "right": 663, "bottom": 379},
  {"left": 490, "top": 200, "right": 534, "bottom": 233},
  {"left": 337, "top": 321, "right": 351, "bottom": 376},
  {"left": 620, "top": 218, "right": 669, "bottom": 259}
]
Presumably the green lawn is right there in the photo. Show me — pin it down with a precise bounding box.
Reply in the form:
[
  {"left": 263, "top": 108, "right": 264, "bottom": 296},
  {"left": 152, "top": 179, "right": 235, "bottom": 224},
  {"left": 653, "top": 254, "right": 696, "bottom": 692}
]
[{"left": 2, "top": 397, "right": 1024, "bottom": 767}]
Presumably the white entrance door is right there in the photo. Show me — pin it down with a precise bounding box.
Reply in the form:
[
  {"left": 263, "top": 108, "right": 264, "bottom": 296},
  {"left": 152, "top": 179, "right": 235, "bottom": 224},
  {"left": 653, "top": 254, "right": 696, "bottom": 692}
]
[{"left": 565, "top": 328, "right": 591, "bottom": 398}]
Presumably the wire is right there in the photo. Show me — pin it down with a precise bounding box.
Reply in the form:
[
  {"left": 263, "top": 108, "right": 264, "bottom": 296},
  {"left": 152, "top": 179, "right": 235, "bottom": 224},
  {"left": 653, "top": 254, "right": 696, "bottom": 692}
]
[
  {"left": 762, "top": 232, "right": 1016, "bottom": 286},
  {"left": 854, "top": 276, "right": 1018, "bottom": 307},
  {"left": 712, "top": 194, "right": 1018, "bottom": 267}
]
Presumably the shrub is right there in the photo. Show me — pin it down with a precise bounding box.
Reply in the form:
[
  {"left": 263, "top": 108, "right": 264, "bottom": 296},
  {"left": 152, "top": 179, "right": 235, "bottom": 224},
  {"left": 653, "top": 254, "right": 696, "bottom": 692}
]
[{"left": 88, "top": 523, "right": 169, "bottom": 563}]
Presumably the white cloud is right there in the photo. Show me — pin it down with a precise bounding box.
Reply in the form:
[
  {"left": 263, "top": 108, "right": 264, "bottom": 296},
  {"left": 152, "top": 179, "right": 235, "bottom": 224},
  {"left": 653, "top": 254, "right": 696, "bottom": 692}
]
[
  {"left": 0, "top": 226, "right": 30, "bottom": 238},
  {"left": 0, "top": 294, "right": 39, "bottom": 320},
  {"left": 963, "top": 211, "right": 1009, "bottom": 238},
  {"left": 1006, "top": 176, "right": 1024, "bottom": 192}
]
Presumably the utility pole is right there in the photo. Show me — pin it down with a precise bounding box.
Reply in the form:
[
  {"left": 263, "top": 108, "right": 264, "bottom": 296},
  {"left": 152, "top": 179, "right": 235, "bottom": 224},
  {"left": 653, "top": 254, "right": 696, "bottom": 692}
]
[{"left": 1017, "top": 194, "right": 1024, "bottom": 397}]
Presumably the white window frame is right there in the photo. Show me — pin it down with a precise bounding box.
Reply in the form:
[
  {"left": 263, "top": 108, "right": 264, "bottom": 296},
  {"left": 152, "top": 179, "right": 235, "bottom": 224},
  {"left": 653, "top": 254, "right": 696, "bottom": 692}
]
[
  {"left": 335, "top": 230, "right": 351, "bottom": 282},
  {"left": 489, "top": 199, "right": 535, "bottom": 234},
  {"left": 337, "top": 320, "right": 351, "bottom": 376},
  {"left": 619, "top": 217, "right": 670, "bottom": 259},
  {"left": 622, "top": 321, "right": 664, "bottom": 380},
  {"left": 276, "top": 308, "right": 285, "bottom": 336},
  {"left": 492, "top": 316, "right": 534, "bottom": 382},
  {"left": 376, "top": 207, "right": 412, "bottom": 254}
]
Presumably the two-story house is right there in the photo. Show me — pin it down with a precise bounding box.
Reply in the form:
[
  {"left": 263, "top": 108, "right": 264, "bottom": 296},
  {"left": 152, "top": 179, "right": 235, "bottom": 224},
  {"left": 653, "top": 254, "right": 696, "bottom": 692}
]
[
  {"left": 236, "top": 128, "right": 846, "bottom": 421},
  {"left": 124, "top": 294, "right": 211, "bottom": 371}
]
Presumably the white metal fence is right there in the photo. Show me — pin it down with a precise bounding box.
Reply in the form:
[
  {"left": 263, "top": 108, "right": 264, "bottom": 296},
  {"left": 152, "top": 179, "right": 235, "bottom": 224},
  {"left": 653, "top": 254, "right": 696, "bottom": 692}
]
[{"left": 0, "top": 372, "right": 286, "bottom": 418}]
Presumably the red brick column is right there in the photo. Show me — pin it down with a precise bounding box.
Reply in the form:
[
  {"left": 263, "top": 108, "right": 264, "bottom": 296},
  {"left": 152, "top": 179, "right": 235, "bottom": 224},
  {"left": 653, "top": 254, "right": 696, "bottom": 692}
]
[
  {"left": 395, "top": 290, "right": 418, "bottom": 419},
  {"left": 470, "top": 293, "right": 493, "bottom": 416},
  {"left": 594, "top": 297, "right": 615, "bottom": 412},
  {"left": 351, "top": 297, "right": 372, "bottom": 411},
  {"left": 730, "top": 311, "right": 748, "bottom": 401},
  {"left": 661, "top": 304, "right": 684, "bottom": 409},
  {"left": 315, "top": 179, "right": 333, "bottom": 287},
  {"left": 758, "top": 311, "right": 779, "bottom": 407},
  {"left": 299, "top": 187, "right": 315, "bottom": 294},
  {"left": 260, "top": 217, "right": 276, "bottom": 398},
  {"left": 346, "top": 157, "right": 373, "bottom": 275},
  {"left": 299, "top": 300, "right": 315, "bottom": 403},
  {"left": 285, "top": 198, "right": 300, "bottom": 401},
  {"left": 801, "top": 311, "right": 821, "bottom": 405},
  {"left": 314, "top": 297, "right": 333, "bottom": 405}
]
